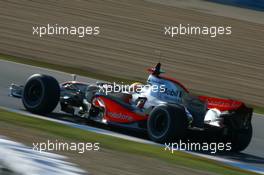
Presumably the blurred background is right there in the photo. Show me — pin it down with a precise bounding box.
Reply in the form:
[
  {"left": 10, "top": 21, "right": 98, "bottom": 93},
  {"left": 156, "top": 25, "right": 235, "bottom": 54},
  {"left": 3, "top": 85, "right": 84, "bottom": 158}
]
[{"left": 0, "top": 0, "right": 263, "bottom": 107}]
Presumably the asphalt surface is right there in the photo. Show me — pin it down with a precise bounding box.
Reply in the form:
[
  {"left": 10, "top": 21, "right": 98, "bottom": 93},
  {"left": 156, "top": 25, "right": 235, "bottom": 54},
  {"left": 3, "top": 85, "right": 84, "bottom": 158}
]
[{"left": 0, "top": 60, "right": 264, "bottom": 173}]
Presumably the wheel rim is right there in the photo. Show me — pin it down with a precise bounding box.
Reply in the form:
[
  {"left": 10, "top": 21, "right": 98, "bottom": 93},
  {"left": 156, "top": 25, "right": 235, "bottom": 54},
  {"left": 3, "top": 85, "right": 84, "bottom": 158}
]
[
  {"left": 25, "top": 80, "right": 43, "bottom": 104},
  {"left": 151, "top": 110, "right": 169, "bottom": 138}
]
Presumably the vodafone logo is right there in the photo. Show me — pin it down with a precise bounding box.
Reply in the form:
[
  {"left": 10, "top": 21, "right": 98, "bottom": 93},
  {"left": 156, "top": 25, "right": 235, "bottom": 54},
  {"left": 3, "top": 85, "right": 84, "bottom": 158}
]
[{"left": 108, "top": 112, "right": 133, "bottom": 121}]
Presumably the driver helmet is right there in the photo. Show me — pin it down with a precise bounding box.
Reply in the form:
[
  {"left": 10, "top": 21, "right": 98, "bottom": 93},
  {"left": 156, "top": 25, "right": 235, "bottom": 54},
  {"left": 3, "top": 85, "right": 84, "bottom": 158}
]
[{"left": 130, "top": 82, "right": 143, "bottom": 93}]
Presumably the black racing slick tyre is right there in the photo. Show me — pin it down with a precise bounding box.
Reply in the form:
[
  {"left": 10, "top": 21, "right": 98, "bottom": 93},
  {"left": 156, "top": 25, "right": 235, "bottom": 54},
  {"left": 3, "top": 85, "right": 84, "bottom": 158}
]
[
  {"left": 22, "top": 74, "right": 60, "bottom": 114},
  {"left": 227, "top": 123, "right": 253, "bottom": 152},
  {"left": 147, "top": 105, "right": 188, "bottom": 143}
]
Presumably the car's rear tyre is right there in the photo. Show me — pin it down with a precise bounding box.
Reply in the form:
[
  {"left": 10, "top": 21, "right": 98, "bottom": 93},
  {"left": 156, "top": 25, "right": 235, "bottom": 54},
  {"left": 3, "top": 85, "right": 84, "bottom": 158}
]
[
  {"left": 22, "top": 74, "right": 60, "bottom": 114},
  {"left": 147, "top": 105, "right": 188, "bottom": 143},
  {"left": 226, "top": 123, "right": 252, "bottom": 152}
]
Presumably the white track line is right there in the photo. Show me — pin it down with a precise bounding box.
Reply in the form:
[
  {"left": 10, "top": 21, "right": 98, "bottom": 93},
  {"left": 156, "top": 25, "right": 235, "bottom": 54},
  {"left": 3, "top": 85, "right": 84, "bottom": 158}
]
[{"left": 0, "top": 136, "right": 86, "bottom": 175}]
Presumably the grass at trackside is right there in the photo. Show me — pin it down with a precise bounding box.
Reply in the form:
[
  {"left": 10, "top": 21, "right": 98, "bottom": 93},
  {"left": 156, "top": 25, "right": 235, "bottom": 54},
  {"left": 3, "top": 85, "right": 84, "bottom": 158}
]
[
  {"left": 253, "top": 106, "right": 264, "bottom": 116},
  {"left": 0, "top": 109, "right": 258, "bottom": 175},
  {"left": 1, "top": 53, "right": 264, "bottom": 115}
]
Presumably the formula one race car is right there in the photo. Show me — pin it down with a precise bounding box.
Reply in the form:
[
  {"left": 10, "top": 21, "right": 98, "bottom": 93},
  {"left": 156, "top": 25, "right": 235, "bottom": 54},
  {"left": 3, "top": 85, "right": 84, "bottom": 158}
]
[{"left": 9, "top": 63, "right": 253, "bottom": 152}]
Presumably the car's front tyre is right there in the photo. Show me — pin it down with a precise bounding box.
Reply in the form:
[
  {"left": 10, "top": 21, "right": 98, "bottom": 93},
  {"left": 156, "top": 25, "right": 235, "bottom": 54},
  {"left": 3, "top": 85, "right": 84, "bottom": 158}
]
[{"left": 22, "top": 74, "right": 60, "bottom": 114}]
